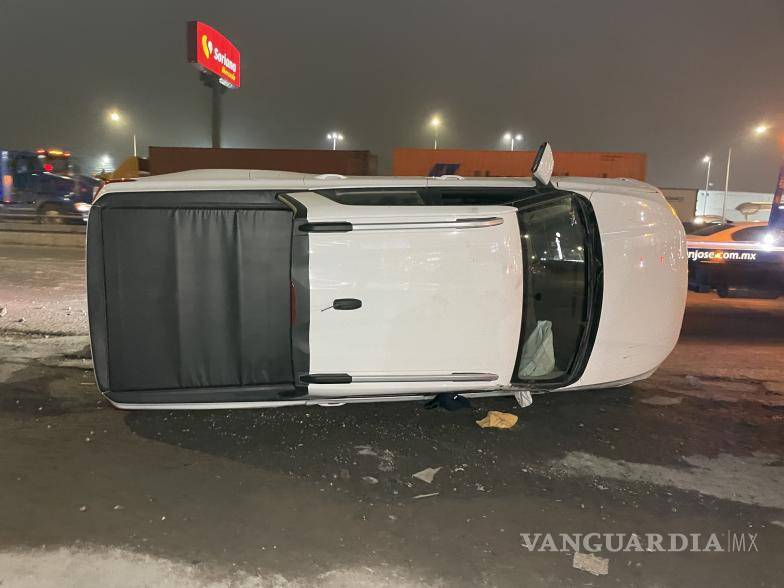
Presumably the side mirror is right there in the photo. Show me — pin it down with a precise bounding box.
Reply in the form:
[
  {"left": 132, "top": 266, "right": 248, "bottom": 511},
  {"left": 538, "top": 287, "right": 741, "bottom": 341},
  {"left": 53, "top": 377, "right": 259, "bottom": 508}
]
[{"left": 532, "top": 142, "right": 554, "bottom": 187}]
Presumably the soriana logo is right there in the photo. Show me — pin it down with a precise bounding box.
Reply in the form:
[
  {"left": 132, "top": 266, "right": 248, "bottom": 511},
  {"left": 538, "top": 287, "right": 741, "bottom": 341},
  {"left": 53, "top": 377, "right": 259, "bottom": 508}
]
[{"left": 187, "top": 21, "right": 241, "bottom": 88}]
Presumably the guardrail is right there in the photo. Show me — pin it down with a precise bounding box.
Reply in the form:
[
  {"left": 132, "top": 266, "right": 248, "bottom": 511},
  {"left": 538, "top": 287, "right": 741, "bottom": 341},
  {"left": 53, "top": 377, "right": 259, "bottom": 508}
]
[
  {"left": 0, "top": 209, "right": 87, "bottom": 227},
  {"left": 0, "top": 218, "right": 85, "bottom": 247}
]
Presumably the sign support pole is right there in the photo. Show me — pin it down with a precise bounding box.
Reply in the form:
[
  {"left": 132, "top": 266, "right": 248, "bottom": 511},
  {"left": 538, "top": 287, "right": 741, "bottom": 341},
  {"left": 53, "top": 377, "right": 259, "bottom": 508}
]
[
  {"left": 211, "top": 77, "right": 222, "bottom": 148},
  {"left": 201, "top": 73, "right": 226, "bottom": 148}
]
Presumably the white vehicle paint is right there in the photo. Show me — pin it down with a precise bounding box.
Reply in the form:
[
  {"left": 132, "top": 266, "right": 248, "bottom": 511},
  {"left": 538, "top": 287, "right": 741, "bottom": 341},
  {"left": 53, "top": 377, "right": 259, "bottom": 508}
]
[{"left": 88, "top": 168, "right": 687, "bottom": 409}]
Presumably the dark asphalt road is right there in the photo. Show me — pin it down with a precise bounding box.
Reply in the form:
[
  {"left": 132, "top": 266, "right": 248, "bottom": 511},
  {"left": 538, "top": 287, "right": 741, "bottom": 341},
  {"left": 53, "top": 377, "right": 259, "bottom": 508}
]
[{"left": 0, "top": 244, "right": 783, "bottom": 586}]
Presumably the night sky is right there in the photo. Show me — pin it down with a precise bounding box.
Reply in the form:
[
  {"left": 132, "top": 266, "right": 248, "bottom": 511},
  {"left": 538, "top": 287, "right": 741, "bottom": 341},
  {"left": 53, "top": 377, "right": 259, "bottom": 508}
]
[{"left": 2, "top": 0, "right": 783, "bottom": 191}]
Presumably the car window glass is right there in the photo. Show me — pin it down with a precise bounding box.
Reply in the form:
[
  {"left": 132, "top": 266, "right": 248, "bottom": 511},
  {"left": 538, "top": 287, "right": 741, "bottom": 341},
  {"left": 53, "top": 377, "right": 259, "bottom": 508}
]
[
  {"left": 516, "top": 196, "right": 589, "bottom": 381},
  {"left": 690, "top": 223, "right": 732, "bottom": 237},
  {"left": 731, "top": 226, "right": 766, "bottom": 242},
  {"left": 318, "top": 188, "right": 534, "bottom": 206},
  {"left": 324, "top": 190, "right": 425, "bottom": 206}
]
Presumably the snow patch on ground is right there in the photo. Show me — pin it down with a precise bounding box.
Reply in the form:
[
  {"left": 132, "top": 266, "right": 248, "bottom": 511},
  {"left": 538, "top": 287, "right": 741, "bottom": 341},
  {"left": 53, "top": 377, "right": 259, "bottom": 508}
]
[
  {"left": 553, "top": 451, "right": 784, "bottom": 510},
  {"left": 0, "top": 545, "right": 437, "bottom": 588}
]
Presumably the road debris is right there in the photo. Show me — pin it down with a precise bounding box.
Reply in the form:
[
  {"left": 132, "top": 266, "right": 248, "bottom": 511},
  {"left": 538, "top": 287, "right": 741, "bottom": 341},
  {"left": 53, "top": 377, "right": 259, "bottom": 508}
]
[
  {"left": 424, "top": 393, "right": 471, "bottom": 411},
  {"left": 476, "top": 411, "right": 518, "bottom": 429},
  {"left": 0, "top": 307, "right": 7, "bottom": 317},
  {"left": 514, "top": 390, "right": 533, "bottom": 408},
  {"left": 412, "top": 467, "right": 442, "bottom": 484},
  {"left": 572, "top": 552, "right": 609, "bottom": 576},
  {"left": 413, "top": 492, "right": 439, "bottom": 500},
  {"left": 355, "top": 445, "right": 376, "bottom": 457},
  {"left": 361, "top": 476, "right": 379, "bottom": 485}
]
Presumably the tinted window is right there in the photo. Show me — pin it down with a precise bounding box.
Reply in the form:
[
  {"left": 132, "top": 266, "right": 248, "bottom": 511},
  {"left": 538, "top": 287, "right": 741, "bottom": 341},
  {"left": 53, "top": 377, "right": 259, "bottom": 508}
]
[
  {"left": 324, "top": 190, "right": 425, "bottom": 206},
  {"left": 731, "top": 226, "right": 766, "bottom": 242},
  {"left": 437, "top": 190, "right": 522, "bottom": 206},
  {"left": 689, "top": 223, "right": 733, "bottom": 237},
  {"left": 516, "top": 196, "right": 592, "bottom": 381},
  {"left": 318, "top": 188, "right": 533, "bottom": 206}
]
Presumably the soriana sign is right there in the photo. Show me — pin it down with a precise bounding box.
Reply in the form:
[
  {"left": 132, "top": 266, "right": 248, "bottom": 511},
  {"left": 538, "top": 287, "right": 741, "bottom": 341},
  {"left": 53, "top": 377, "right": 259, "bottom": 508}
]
[{"left": 187, "top": 21, "right": 241, "bottom": 88}]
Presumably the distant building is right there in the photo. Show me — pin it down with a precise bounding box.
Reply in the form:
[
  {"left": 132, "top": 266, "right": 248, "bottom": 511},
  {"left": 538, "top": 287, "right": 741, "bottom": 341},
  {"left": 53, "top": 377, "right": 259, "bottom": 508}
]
[
  {"left": 148, "top": 147, "right": 377, "bottom": 176},
  {"left": 660, "top": 188, "right": 698, "bottom": 221},
  {"left": 393, "top": 148, "right": 647, "bottom": 180},
  {"left": 696, "top": 190, "right": 773, "bottom": 222}
]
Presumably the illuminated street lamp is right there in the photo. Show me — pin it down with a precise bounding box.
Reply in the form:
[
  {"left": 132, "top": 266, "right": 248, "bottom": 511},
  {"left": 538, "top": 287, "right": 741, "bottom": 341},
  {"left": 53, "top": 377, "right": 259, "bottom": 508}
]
[
  {"left": 326, "top": 132, "right": 344, "bottom": 151},
  {"left": 699, "top": 155, "right": 712, "bottom": 216},
  {"left": 430, "top": 116, "right": 442, "bottom": 150},
  {"left": 99, "top": 154, "right": 113, "bottom": 173},
  {"left": 107, "top": 110, "right": 137, "bottom": 157},
  {"left": 503, "top": 132, "right": 523, "bottom": 151},
  {"left": 721, "top": 123, "right": 770, "bottom": 221}
]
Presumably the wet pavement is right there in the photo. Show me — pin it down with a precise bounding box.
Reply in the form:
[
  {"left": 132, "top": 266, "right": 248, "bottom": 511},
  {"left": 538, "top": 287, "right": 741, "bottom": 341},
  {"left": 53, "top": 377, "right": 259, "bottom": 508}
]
[{"left": 1, "top": 244, "right": 783, "bottom": 586}]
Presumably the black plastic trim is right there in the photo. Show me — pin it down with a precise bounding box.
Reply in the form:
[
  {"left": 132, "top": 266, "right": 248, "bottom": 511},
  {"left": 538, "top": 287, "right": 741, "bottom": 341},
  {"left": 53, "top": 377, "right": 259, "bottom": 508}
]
[
  {"left": 105, "top": 383, "right": 298, "bottom": 405},
  {"left": 333, "top": 298, "right": 362, "bottom": 310},
  {"left": 299, "top": 222, "right": 353, "bottom": 233},
  {"left": 300, "top": 373, "right": 353, "bottom": 384}
]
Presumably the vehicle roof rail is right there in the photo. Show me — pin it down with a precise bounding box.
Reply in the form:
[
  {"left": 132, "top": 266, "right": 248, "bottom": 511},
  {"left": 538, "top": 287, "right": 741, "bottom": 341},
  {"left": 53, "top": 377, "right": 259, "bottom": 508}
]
[
  {"left": 315, "top": 173, "right": 347, "bottom": 180},
  {"left": 435, "top": 174, "right": 464, "bottom": 180}
]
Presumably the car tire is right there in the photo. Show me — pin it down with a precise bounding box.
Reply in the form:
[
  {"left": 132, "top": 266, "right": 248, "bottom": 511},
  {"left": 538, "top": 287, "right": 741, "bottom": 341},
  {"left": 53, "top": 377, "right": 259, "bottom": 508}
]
[{"left": 39, "top": 205, "right": 65, "bottom": 225}]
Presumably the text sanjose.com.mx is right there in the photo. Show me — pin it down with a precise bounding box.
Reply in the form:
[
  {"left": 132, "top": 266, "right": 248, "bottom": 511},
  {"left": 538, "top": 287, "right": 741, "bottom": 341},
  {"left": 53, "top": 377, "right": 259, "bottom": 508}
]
[{"left": 688, "top": 250, "right": 757, "bottom": 261}]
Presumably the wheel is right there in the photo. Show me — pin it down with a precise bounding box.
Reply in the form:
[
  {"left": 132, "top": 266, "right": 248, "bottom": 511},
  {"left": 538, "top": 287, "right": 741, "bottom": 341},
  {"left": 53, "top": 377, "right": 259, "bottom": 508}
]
[{"left": 39, "top": 205, "right": 65, "bottom": 225}]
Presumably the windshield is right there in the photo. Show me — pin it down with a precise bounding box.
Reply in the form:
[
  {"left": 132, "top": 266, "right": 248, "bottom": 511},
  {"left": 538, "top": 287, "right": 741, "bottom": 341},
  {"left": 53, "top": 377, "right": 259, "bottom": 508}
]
[{"left": 514, "top": 194, "right": 601, "bottom": 386}]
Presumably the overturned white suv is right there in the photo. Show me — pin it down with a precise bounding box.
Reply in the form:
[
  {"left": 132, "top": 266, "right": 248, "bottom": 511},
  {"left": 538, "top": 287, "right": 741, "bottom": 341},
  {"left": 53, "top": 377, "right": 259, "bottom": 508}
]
[{"left": 86, "top": 145, "right": 687, "bottom": 409}]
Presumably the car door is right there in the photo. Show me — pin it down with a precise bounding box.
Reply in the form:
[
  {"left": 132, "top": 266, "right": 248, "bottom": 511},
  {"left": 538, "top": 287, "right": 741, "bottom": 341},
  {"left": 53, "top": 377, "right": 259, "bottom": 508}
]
[{"left": 284, "top": 191, "right": 524, "bottom": 396}]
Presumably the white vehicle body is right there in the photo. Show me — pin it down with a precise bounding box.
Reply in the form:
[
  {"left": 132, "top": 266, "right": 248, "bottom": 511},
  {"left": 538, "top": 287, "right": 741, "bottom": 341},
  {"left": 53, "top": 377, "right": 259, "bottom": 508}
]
[{"left": 86, "top": 170, "right": 687, "bottom": 409}]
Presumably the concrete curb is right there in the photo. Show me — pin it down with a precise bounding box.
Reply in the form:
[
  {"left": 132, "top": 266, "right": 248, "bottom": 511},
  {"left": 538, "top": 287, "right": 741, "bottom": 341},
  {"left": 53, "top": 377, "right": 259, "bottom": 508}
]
[{"left": 0, "top": 230, "right": 85, "bottom": 248}]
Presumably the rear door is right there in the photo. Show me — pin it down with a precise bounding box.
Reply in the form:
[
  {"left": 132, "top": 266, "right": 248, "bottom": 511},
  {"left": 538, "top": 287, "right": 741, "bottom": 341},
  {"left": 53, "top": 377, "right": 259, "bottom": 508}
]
[
  {"left": 286, "top": 191, "right": 523, "bottom": 396},
  {"left": 87, "top": 190, "right": 296, "bottom": 407}
]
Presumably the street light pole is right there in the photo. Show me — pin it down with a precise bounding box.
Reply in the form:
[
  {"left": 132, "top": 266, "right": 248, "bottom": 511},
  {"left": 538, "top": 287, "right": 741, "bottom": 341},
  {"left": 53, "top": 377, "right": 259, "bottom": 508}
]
[
  {"left": 703, "top": 157, "right": 711, "bottom": 193},
  {"left": 108, "top": 110, "right": 137, "bottom": 158},
  {"left": 504, "top": 132, "right": 523, "bottom": 151},
  {"left": 430, "top": 116, "right": 441, "bottom": 150},
  {"left": 722, "top": 147, "right": 732, "bottom": 222},
  {"left": 714, "top": 123, "right": 769, "bottom": 222},
  {"left": 701, "top": 155, "right": 711, "bottom": 215},
  {"left": 326, "top": 132, "right": 344, "bottom": 151}
]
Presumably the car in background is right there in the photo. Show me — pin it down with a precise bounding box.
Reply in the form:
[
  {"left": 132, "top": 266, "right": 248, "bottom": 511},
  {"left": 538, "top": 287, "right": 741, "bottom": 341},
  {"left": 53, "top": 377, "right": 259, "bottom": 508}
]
[
  {"left": 1, "top": 150, "right": 101, "bottom": 224},
  {"left": 682, "top": 215, "right": 736, "bottom": 235},
  {"left": 687, "top": 221, "right": 784, "bottom": 297}
]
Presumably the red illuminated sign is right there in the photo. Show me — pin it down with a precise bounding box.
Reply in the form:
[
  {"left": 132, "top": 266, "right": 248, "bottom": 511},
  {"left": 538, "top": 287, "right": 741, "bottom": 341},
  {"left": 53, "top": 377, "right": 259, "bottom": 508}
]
[{"left": 187, "top": 21, "right": 241, "bottom": 88}]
